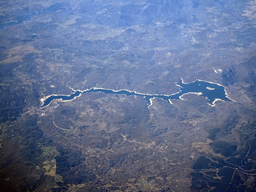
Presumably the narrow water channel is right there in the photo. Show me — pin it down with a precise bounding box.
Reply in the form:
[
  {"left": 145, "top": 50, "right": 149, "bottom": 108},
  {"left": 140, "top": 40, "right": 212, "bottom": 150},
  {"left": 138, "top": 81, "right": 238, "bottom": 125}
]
[{"left": 41, "top": 80, "right": 231, "bottom": 107}]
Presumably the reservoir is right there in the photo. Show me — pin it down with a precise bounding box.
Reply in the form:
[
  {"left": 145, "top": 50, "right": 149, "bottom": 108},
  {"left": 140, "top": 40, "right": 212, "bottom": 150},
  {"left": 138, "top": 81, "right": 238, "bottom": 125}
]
[{"left": 41, "top": 80, "right": 231, "bottom": 107}]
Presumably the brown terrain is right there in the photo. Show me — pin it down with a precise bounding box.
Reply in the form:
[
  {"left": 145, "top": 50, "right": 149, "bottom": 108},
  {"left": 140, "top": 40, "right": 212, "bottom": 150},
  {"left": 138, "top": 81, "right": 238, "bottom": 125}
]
[{"left": 0, "top": 0, "right": 256, "bottom": 191}]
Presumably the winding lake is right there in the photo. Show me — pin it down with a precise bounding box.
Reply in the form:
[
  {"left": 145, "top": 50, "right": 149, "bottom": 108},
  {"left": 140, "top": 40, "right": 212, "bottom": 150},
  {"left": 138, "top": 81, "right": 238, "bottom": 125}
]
[{"left": 41, "top": 80, "right": 231, "bottom": 107}]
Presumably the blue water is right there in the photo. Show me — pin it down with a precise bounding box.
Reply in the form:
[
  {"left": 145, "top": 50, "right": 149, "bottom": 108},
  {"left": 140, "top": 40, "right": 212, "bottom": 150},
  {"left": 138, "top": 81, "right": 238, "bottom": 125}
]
[{"left": 41, "top": 80, "right": 231, "bottom": 107}]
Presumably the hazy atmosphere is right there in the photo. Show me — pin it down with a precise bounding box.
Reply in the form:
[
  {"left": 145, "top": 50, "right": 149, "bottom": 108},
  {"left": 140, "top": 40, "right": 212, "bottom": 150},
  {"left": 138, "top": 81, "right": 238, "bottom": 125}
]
[{"left": 1, "top": 0, "right": 256, "bottom": 191}]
